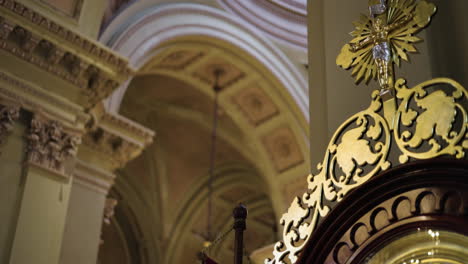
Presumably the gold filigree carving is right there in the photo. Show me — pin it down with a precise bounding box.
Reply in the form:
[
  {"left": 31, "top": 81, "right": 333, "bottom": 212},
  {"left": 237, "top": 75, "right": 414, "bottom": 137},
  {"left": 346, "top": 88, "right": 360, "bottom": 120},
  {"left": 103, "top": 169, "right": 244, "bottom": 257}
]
[
  {"left": 394, "top": 78, "right": 468, "bottom": 163},
  {"left": 0, "top": 104, "right": 19, "bottom": 150},
  {"left": 267, "top": 80, "right": 468, "bottom": 264},
  {"left": 268, "top": 1, "right": 468, "bottom": 264},
  {"left": 266, "top": 92, "right": 391, "bottom": 264},
  {"left": 27, "top": 116, "right": 81, "bottom": 177}
]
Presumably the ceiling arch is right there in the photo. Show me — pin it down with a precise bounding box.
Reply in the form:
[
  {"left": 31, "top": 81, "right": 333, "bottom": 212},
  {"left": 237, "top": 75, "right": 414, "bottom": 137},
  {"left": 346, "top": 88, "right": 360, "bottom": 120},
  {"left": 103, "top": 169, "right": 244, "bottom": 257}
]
[
  {"left": 100, "top": 3, "right": 308, "bottom": 122},
  {"left": 217, "top": 0, "right": 307, "bottom": 51}
]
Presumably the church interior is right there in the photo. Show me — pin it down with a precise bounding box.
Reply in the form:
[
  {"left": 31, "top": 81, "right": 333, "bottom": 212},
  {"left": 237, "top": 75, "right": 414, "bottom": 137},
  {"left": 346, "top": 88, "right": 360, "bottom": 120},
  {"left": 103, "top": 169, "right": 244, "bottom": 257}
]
[{"left": 0, "top": 0, "right": 467, "bottom": 264}]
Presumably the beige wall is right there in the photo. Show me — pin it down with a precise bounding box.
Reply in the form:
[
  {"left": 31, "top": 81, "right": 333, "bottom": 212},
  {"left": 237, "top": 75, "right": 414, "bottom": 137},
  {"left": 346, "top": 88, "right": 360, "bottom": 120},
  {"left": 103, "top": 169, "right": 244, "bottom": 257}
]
[{"left": 426, "top": 0, "right": 468, "bottom": 88}]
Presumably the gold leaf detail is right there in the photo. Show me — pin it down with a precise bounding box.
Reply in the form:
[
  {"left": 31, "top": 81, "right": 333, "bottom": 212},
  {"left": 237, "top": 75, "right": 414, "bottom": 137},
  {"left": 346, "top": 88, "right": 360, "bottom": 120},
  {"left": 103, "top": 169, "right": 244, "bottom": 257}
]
[
  {"left": 336, "top": 0, "right": 436, "bottom": 84},
  {"left": 394, "top": 78, "right": 468, "bottom": 161},
  {"left": 266, "top": 93, "right": 391, "bottom": 264}
]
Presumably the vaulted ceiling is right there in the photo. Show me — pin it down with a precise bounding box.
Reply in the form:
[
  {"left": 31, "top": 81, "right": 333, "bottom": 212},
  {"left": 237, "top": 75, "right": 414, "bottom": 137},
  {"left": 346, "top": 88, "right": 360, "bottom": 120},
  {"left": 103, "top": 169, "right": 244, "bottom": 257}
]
[{"left": 97, "top": 2, "right": 309, "bottom": 264}]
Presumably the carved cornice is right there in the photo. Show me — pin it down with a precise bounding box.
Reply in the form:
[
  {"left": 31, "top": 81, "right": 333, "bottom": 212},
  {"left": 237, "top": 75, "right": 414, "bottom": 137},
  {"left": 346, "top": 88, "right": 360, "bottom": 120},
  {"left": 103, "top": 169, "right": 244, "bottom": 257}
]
[
  {"left": 81, "top": 112, "right": 154, "bottom": 171},
  {"left": 0, "top": 103, "right": 19, "bottom": 150},
  {"left": 100, "top": 112, "right": 154, "bottom": 147},
  {"left": 0, "top": 71, "right": 88, "bottom": 127},
  {"left": 0, "top": 0, "right": 134, "bottom": 109},
  {"left": 27, "top": 114, "right": 82, "bottom": 178}
]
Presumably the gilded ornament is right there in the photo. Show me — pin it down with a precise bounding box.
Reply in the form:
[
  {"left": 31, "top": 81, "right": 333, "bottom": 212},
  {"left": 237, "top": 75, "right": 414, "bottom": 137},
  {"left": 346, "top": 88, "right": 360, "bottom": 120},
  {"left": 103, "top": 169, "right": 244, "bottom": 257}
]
[
  {"left": 266, "top": 92, "right": 391, "bottom": 264},
  {"left": 268, "top": 1, "right": 468, "bottom": 264},
  {"left": 267, "top": 80, "right": 468, "bottom": 264},
  {"left": 394, "top": 78, "right": 468, "bottom": 163},
  {"left": 336, "top": 0, "right": 436, "bottom": 91}
]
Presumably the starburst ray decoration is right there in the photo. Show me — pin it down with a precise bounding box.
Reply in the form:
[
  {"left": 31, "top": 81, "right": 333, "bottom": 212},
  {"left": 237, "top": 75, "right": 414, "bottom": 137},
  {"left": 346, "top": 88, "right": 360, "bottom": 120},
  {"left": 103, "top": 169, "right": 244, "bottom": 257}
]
[{"left": 336, "top": 0, "right": 436, "bottom": 84}]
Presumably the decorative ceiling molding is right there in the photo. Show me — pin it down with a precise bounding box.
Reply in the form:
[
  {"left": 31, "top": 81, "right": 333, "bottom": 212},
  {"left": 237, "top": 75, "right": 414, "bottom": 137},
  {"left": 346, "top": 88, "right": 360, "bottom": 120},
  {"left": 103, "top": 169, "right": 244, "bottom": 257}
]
[
  {"left": 218, "top": 0, "right": 307, "bottom": 52},
  {"left": 155, "top": 49, "right": 204, "bottom": 70},
  {"left": 0, "top": 0, "right": 134, "bottom": 109},
  {"left": 232, "top": 84, "right": 279, "bottom": 126},
  {"left": 100, "top": 3, "right": 308, "bottom": 121},
  {"left": 262, "top": 126, "right": 304, "bottom": 172},
  {"left": 192, "top": 56, "right": 245, "bottom": 88}
]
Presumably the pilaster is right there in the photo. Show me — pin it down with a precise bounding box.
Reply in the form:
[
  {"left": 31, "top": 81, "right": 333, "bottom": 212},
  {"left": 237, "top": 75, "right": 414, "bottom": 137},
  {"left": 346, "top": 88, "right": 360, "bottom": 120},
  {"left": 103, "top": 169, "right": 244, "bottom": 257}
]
[
  {"left": 9, "top": 112, "right": 82, "bottom": 264},
  {"left": 0, "top": 104, "right": 21, "bottom": 264},
  {"left": 59, "top": 160, "right": 114, "bottom": 264},
  {"left": 59, "top": 111, "right": 154, "bottom": 264}
]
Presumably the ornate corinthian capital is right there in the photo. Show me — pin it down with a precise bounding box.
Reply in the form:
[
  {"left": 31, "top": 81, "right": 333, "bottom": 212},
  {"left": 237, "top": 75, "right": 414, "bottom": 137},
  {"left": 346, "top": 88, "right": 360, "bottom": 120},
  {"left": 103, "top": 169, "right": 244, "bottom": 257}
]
[{"left": 27, "top": 116, "right": 81, "bottom": 178}]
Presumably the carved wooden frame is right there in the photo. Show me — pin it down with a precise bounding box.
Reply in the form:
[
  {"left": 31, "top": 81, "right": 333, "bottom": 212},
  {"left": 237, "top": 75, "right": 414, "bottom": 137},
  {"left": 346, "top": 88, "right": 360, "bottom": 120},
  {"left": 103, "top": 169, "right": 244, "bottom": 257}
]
[{"left": 298, "top": 159, "right": 468, "bottom": 264}]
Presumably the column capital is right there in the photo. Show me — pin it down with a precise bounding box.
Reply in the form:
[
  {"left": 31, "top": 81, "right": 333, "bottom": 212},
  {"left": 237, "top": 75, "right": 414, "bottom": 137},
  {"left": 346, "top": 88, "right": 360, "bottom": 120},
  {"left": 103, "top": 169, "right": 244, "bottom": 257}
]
[{"left": 26, "top": 114, "right": 82, "bottom": 179}]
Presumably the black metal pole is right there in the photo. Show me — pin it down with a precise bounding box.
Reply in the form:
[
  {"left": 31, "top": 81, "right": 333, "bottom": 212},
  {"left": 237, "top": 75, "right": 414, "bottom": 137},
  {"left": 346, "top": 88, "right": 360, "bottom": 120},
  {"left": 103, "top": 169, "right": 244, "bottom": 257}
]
[{"left": 233, "top": 204, "right": 247, "bottom": 264}]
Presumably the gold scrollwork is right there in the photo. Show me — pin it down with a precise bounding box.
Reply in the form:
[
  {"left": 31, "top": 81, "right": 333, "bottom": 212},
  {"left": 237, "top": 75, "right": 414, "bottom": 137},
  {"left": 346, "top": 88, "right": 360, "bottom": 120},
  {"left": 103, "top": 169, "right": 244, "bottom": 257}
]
[
  {"left": 266, "top": 92, "right": 391, "bottom": 264},
  {"left": 394, "top": 78, "right": 468, "bottom": 163}
]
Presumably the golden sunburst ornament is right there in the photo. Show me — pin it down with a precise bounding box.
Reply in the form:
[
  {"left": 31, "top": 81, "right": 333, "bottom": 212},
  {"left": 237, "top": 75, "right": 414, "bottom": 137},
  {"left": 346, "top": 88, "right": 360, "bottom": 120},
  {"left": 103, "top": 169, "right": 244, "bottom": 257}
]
[{"left": 336, "top": 0, "right": 436, "bottom": 90}]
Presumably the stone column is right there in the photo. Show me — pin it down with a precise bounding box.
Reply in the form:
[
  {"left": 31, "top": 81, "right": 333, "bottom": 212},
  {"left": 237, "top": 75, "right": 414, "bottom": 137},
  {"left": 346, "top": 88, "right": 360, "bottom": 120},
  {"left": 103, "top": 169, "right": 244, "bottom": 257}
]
[
  {"left": 0, "top": 104, "right": 21, "bottom": 264},
  {"left": 59, "top": 112, "right": 154, "bottom": 264},
  {"left": 59, "top": 160, "right": 114, "bottom": 264},
  {"left": 9, "top": 114, "right": 82, "bottom": 264}
]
